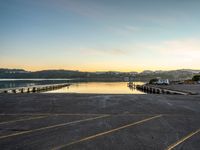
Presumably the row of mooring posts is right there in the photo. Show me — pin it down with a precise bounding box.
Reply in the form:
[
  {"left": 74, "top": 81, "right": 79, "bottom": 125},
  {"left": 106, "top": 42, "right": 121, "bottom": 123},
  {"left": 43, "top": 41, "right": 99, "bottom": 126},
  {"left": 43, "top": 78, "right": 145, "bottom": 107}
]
[
  {"left": 0, "top": 83, "right": 70, "bottom": 94},
  {"left": 136, "top": 85, "right": 188, "bottom": 95}
]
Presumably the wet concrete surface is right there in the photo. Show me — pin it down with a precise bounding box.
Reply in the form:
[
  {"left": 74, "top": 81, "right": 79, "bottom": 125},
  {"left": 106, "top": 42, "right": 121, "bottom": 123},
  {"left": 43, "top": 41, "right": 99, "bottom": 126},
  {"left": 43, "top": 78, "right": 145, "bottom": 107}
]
[
  {"left": 154, "top": 84, "right": 200, "bottom": 94},
  {"left": 0, "top": 93, "right": 199, "bottom": 150}
]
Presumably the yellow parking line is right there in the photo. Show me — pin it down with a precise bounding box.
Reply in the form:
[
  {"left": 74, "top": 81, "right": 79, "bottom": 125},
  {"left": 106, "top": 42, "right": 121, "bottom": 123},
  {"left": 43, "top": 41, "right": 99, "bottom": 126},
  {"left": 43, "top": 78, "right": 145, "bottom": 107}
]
[
  {"left": 0, "top": 116, "right": 47, "bottom": 125},
  {"left": 0, "top": 113, "right": 109, "bottom": 116},
  {"left": 0, "top": 115, "right": 109, "bottom": 140},
  {"left": 0, "top": 113, "right": 189, "bottom": 117},
  {"left": 166, "top": 128, "right": 200, "bottom": 150},
  {"left": 53, "top": 114, "right": 162, "bottom": 150}
]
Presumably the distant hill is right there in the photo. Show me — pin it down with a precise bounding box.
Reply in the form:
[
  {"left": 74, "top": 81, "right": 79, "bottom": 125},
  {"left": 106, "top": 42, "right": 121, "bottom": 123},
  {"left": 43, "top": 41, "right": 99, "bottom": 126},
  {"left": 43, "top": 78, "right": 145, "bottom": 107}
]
[
  {"left": 0, "top": 69, "right": 86, "bottom": 79},
  {"left": 137, "top": 69, "right": 200, "bottom": 81},
  {"left": 0, "top": 69, "right": 29, "bottom": 74},
  {"left": 0, "top": 68, "right": 199, "bottom": 81}
]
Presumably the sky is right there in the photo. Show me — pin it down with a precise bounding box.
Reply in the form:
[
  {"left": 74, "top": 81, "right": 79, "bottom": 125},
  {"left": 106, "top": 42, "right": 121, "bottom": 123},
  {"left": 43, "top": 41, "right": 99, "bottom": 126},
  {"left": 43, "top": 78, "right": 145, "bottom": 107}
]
[{"left": 1, "top": 0, "right": 200, "bottom": 72}]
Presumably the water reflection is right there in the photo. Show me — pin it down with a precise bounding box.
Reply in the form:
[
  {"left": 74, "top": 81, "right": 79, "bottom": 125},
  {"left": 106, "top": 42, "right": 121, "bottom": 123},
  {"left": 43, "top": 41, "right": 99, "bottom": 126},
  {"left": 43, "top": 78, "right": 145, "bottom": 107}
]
[{"left": 46, "top": 82, "right": 145, "bottom": 94}]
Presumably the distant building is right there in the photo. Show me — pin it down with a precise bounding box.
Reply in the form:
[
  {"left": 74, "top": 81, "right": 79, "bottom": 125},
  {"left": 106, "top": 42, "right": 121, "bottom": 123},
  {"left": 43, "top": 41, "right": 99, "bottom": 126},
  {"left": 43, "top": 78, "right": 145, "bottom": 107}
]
[
  {"left": 128, "top": 72, "right": 138, "bottom": 75},
  {"left": 154, "top": 70, "right": 164, "bottom": 74},
  {"left": 141, "top": 70, "right": 153, "bottom": 75},
  {"left": 124, "top": 77, "right": 129, "bottom": 82},
  {"left": 5, "top": 70, "right": 28, "bottom": 74}
]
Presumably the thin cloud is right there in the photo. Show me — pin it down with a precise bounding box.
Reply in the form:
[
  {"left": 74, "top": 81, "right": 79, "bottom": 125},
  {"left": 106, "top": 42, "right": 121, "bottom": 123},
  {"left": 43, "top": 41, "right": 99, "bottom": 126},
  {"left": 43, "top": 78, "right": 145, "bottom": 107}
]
[
  {"left": 162, "top": 39, "right": 200, "bottom": 52},
  {"left": 82, "top": 48, "right": 128, "bottom": 56},
  {"left": 140, "top": 38, "right": 200, "bottom": 52},
  {"left": 140, "top": 38, "right": 200, "bottom": 64},
  {"left": 108, "top": 25, "right": 141, "bottom": 36},
  {"left": 125, "top": 26, "right": 141, "bottom": 32}
]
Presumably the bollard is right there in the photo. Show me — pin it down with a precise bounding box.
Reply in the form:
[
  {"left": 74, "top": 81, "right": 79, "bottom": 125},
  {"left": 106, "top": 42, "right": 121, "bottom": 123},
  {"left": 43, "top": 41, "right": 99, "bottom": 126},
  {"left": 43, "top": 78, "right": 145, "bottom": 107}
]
[
  {"left": 166, "top": 91, "right": 170, "bottom": 94},
  {"left": 162, "top": 89, "right": 165, "bottom": 94},
  {"left": 153, "top": 88, "right": 156, "bottom": 94},
  {"left": 32, "top": 87, "right": 36, "bottom": 93},
  {"left": 12, "top": 89, "right": 17, "bottom": 93},
  {"left": 156, "top": 89, "right": 160, "bottom": 94}
]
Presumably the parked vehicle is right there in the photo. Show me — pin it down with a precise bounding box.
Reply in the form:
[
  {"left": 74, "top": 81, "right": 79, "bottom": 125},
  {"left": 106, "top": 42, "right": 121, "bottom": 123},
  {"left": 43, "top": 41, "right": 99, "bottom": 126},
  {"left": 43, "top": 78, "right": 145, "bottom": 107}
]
[
  {"left": 149, "top": 78, "right": 170, "bottom": 85},
  {"left": 156, "top": 79, "right": 170, "bottom": 85}
]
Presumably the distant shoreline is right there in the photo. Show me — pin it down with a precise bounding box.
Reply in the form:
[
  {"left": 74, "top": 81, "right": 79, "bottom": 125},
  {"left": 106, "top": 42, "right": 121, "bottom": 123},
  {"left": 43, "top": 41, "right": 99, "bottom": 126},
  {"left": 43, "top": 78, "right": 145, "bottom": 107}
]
[{"left": 0, "top": 78, "right": 74, "bottom": 81}]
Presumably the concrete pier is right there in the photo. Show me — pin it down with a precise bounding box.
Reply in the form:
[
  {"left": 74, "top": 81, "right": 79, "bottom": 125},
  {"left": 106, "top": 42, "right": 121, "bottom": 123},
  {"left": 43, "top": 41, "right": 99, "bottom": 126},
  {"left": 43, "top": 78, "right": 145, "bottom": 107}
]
[{"left": 0, "top": 83, "right": 70, "bottom": 94}]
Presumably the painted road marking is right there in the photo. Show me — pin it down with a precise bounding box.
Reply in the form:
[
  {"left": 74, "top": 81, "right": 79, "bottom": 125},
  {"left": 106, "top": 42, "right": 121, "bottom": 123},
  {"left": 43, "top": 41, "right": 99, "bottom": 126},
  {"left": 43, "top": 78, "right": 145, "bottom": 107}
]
[
  {"left": 52, "top": 114, "right": 162, "bottom": 150},
  {"left": 0, "top": 115, "right": 110, "bottom": 140},
  {"left": 0, "top": 116, "right": 47, "bottom": 125},
  {"left": 166, "top": 128, "right": 200, "bottom": 150},
  {"left": 0, "top": 113, "right": 193, "bottom": 117},
  {"left": 0, "top": 113, "right": 109, "bottom": 116}
]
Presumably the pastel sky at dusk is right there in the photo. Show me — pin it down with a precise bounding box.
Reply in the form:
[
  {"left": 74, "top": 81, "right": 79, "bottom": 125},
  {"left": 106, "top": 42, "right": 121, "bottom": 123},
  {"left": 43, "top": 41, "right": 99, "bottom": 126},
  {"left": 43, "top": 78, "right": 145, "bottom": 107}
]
[{"left": 1, "top": 0, "right": 200, "bottom": 72}]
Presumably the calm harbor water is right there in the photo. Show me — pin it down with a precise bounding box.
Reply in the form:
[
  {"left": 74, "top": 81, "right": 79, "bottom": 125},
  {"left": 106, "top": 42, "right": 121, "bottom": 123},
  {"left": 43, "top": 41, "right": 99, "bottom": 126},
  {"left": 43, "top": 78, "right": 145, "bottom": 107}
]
[
  {"left": 0, "top": 79, "right": 144, "bottom": 94},
  {"left": 46, "top": 82, "right": 145, "bottom": 94}
]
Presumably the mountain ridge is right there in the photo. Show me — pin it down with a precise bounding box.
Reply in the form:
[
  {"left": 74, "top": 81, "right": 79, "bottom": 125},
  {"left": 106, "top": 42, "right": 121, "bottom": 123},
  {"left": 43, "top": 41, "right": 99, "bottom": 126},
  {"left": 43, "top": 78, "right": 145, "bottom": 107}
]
[{"left": 0, "top": 68, "right": 199, "bottom": 81}]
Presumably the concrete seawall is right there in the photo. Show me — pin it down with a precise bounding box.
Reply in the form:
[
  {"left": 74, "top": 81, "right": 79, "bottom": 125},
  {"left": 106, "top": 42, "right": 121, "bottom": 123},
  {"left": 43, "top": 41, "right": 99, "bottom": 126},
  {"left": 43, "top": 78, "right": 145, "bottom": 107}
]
[{"left": 136, "top": 84, "right": 196, "bottom": 95}]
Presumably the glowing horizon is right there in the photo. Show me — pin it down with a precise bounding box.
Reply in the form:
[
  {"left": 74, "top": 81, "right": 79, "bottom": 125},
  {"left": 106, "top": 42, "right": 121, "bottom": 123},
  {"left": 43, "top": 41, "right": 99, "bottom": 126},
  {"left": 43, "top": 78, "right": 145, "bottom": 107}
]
[{"left": 1, "top": 65, "right": 200, "bottom": 73}]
